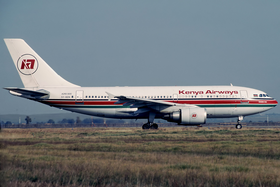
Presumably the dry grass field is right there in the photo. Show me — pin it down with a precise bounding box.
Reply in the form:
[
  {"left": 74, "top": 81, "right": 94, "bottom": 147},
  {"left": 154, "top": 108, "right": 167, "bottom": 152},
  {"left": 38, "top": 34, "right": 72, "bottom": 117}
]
[{"left": 1, "top": 127, "right": 280, "bottom": 187}]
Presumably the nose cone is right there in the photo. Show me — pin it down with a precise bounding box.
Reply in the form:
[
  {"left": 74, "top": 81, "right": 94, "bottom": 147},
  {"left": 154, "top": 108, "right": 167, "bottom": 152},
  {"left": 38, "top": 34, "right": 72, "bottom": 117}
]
[
  {"left": 262, "top": 97, "right": 278, "bottom": 112},
  {"left": 269, "top": 98, "right": 278, "bottom": 108},
  {"left": 257, "top": 98, "right": 278, "bottom": 114},
  {"left": 275, "top": 99, "right": 278, "bottom": 106}
]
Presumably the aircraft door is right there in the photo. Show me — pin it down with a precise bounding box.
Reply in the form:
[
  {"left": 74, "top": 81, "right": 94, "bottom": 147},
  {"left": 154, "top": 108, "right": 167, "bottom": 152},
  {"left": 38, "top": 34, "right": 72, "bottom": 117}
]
[
  {"left": 240, "top": 90, "right": 249, "bottom": 104},
  {"left": 240, "top": 90, "right": 248, "bottom": 99},
  {"left": 75, "top": 90, "right": 84, "bottom": 103}
]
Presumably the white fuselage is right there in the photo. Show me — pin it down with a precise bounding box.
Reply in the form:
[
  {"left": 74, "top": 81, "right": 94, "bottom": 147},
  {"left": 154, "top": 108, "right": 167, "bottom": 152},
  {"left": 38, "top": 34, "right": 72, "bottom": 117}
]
[{"left": 35, "top": 85, "right": 277, "bottom": 120}]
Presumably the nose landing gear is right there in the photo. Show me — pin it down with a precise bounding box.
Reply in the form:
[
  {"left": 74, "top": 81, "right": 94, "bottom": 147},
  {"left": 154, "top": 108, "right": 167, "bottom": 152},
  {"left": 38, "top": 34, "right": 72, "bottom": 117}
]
[
  {"left": 236, "top": 116, "right": 243, "bottom": 129},
  {"left": 236, "top": 124, "right": 242, "bottom": 129}
]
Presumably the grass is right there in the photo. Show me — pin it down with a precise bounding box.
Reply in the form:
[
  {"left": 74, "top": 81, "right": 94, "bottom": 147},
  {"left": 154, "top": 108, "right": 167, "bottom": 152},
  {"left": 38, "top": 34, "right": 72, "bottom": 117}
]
[{"left": 1, "top": 127, "right": 280, "bottom": 186}]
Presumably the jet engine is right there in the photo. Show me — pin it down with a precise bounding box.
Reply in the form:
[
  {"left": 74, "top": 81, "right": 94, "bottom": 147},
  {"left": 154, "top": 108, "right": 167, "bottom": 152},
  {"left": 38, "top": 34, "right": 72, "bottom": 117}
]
[{"left": 164, "top": 107, "right": 207, "bottom": 125}]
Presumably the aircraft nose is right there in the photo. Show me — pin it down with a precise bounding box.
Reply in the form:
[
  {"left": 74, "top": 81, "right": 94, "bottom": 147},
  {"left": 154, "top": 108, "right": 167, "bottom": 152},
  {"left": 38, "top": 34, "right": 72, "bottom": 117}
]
[
  {"left": 272, "top": 98, "right": 278, "bottom": 107},
  {"left": 266, "top": 98, "right": 278, "bottom": 108}
]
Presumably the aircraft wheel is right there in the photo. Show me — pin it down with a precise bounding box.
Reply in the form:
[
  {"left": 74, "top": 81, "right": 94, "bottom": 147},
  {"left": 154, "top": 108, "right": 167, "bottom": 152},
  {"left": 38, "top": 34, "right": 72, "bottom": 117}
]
[
  {"left": 236, "top": 124, "right": 242, "bottom": 129},
  {"left": 142, "top": 123, "right": 150, "bottom": 129},
  {"left": 151, "top": 123, "right": 158, "bottom": 129}
]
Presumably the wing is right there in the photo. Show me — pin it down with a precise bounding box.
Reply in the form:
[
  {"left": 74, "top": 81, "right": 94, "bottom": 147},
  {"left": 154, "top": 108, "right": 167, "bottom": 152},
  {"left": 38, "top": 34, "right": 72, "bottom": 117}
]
[{"left": 106, "top": 92, "right": 198, "bottom": 115}]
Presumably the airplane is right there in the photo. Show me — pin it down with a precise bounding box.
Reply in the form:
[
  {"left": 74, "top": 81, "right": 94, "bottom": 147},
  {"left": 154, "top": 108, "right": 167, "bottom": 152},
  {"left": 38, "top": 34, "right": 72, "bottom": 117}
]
[{"left": 4, "top": 39, "right": 278, "bottom": 129}]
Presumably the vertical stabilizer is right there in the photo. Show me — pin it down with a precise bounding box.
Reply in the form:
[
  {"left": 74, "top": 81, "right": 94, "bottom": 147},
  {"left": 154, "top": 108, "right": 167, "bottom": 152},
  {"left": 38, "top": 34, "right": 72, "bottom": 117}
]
[{"left": 4, "top": 39, "right": 79, "bottom": 88}]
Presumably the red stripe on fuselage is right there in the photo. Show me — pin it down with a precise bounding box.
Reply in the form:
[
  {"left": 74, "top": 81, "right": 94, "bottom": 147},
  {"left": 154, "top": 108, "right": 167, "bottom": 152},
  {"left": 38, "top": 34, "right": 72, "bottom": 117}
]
[
  {"left": 42, "top": 99, "right": 278, "bottom": 106},
  {"left": 176, "top": 99, "right": 277, "bottom": 105}
]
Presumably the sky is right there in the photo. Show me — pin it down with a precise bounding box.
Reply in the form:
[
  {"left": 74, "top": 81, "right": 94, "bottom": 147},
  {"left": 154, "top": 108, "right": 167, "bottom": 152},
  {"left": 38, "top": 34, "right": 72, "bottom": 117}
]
[{"left": 0, "top": 1, "right": 279, "bottom": 115}]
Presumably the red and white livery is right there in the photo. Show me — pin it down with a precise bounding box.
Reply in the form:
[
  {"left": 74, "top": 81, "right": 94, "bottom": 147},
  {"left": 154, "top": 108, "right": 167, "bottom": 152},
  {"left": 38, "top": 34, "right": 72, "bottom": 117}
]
[{"left": 4, "top": 39, "right": 278, "bottom": 129}]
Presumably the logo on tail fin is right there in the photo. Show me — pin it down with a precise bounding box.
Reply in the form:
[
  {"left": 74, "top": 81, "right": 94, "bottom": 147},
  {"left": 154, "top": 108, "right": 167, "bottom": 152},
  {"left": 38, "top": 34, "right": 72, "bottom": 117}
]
[{"left": 17, "top": 54, "right": 38, "bottom": 75}]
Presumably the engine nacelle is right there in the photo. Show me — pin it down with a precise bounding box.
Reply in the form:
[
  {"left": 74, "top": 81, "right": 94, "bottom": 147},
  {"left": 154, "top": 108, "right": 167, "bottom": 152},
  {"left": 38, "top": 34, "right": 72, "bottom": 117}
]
[{"left": 165, "top": 107, "right": 207, "bottom": 125}]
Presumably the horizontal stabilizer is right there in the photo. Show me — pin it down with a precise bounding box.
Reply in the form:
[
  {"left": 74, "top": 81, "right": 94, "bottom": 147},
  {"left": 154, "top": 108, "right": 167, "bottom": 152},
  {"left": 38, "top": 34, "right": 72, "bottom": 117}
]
[{"left": 4, "top": 87, "right": 49, "bottom": 99}]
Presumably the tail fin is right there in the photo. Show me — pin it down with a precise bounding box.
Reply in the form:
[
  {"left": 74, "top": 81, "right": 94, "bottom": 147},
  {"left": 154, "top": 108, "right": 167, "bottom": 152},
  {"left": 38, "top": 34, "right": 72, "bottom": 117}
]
[{"left": 4, "top": 39, "right": 79, "bottom": 88}]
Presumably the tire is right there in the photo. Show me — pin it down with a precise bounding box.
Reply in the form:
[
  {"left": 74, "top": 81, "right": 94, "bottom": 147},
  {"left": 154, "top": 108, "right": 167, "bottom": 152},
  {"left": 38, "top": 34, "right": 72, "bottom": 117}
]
[
  {"left": 142, "top": 123, "right": 150, "bottom": 129},
  {"left": 236, "top": 124, "right": 242, "bottom": 129},
  {"left": 151, "top": 123, "right": 158, "bottom": 129}
]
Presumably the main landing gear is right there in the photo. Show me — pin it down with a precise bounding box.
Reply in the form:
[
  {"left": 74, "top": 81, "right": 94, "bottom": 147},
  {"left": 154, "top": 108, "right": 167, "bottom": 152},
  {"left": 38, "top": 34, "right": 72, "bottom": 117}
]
[
  {"left": 236, "top": 116, "right": 243, "bottom": 129},
  {"left": 142, "top": 112, "right": 158, "bottom": 129},
  {"left": 142, "top": 123, "right": 158, "bottom": 129}
]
